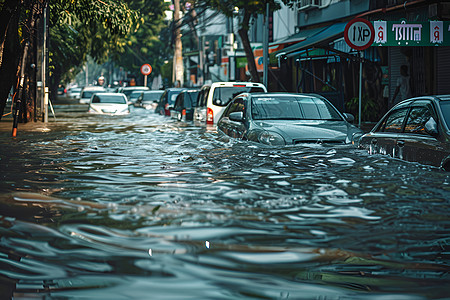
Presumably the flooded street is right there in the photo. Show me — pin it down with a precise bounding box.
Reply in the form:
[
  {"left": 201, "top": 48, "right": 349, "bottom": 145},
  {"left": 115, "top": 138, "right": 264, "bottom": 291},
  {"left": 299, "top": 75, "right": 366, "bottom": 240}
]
[{"left": 1, "top": 107, "right": 449, "bottom": 299}]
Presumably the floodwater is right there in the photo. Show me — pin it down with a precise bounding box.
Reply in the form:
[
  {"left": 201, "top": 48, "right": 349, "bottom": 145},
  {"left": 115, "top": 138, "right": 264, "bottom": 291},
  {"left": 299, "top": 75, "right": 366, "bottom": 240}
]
[{"left": 0, "top": 106, "right": 449, "bottom": 299}]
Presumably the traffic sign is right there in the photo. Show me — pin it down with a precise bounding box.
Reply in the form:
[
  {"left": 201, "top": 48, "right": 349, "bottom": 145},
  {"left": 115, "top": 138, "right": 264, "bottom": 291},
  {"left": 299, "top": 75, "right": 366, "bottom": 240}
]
[
  {"left": 344, "top": 18, "right": 375, "bottom": 51},
  {"left": 140, "top": 64, "right": 152, "bottom": 76}
]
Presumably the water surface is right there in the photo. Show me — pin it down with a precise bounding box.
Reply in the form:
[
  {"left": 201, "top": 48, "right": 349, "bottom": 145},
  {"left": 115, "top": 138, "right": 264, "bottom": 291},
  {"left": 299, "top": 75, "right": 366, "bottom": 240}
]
[{"left": 0, "top": 107, "right": 449, "bottom": 299}]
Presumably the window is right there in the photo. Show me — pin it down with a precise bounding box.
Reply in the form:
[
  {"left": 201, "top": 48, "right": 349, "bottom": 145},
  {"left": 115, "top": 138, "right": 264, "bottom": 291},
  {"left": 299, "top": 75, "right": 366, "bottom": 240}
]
[
  {"left": 404, "top": 105, "right": 433, "bottom": 135},
  {"left": 251, "top": 96, "right": 342, "bottom": 120},
  {"left": 197, "top": 86, "right": 210, "bottom": 107},
  {"left": 213, "top": 86, "right": 265, "bottom": 107},
  {"left": 440, "top": 101, "right": 450, "bottom": 130},
  {"left": 223, "top": 98, "right": 245, "bottom": 117},
  {"left": 380, "top": 108, "right": 408, "bottom": 132}
]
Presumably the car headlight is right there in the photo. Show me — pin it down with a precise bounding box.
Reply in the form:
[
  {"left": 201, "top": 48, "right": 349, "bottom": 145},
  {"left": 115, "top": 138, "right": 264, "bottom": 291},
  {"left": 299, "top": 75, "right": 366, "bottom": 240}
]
[{"left": 258, "top": 131, "right": 285, "bottom": 145}]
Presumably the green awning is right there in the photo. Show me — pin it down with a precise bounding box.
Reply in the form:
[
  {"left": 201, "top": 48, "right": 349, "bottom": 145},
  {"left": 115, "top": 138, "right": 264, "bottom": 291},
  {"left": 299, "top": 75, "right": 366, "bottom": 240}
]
[{"left": 275, "top": 22, "right": 347, "bottom": 58}]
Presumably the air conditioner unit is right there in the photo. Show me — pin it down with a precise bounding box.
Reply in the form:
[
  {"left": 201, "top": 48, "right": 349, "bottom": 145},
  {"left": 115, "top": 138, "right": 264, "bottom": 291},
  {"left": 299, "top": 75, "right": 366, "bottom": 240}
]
[{"left": 297, "top": 0, "right": 321, "bottom": 11}]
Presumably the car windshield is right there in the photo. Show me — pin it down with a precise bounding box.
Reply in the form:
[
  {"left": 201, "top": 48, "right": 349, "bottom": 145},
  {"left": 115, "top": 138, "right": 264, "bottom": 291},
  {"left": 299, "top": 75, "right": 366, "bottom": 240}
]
[
  {"left": 143, "top": 92, "right": 164, "bottom": 101},
  {"left": 440, "top": 101, "right": 450, "bottom": 129},
  {"left": 92, "top": 95, "right": 126, "bottom": 104},
  {"left": 213, "top": 86, "right": 265, "bottom": 107},
  {"left": 185, "top": 91, "right": 199, "bottom": 107},
  {"left": 123, "top": 88, "right": 148, "bottom": 97},
  {"left": 251, "top": 96, "right": 343, "bottom": 121},
  {"left": 82, "top": 90, "right": 106, "bottom": 98}
]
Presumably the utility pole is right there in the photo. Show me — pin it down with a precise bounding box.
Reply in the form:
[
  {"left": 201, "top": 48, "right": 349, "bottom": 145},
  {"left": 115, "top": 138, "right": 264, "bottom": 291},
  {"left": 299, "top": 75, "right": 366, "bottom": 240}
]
[
  {"left": 263, "top": 3, "right": 269, "bottom": 87},
  {"left": 42, "top": 3, "right": 48, "bottom": 123},
  {"left": 172, "top": 0, "right": 184, "bottom": 87}
]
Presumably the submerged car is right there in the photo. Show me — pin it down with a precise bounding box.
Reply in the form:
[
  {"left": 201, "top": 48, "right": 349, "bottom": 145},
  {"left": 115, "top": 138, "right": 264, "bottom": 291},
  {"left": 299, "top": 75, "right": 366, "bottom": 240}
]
[
  {"left": 135, "top": 90, "right": 165, "bottom": 109},
  {"left": 217, "top": 93, "right": 362, "bottom": 146},
  {"left": 67, "top": 87, "right": 82, "bottom": 99},
  {"left": 196, "top": 82, "right": 267, "bottom": 125},
  {"left": 117, "top": 86, "right": 150, "bottom": 101},
  {"left": 88, "top": 93, "right": 130, "bottom": 115},
  {"left": 358, "top": 95, "right": 450, "bottom": 170},
  {"left": 155, "top": 88, "right": 186, "bottom": 116},
  {"left": 172, "top": 89, "right": 200, "bottom": 121},
  {"left": 80, "top": 86, "right": 107, "bottom": 104}
]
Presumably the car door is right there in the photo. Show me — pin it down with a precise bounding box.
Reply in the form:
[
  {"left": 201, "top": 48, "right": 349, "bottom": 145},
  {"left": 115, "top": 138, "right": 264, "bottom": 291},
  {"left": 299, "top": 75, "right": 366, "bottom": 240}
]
[
  {"left": 399, "top": 100, "right": 447, "bottom": 167},
  {"left": 365, "top": 106, "right": 410, "bottom": 158},
  {"left": 218, "top": 97, "right": 246, "bottom": 138}
]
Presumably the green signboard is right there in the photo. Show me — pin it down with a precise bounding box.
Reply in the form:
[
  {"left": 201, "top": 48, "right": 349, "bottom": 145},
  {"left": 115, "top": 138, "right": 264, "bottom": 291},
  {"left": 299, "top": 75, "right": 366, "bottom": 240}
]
[
  {"left": 372, "top": 20, "right": 450, "bottom": 46},
  {"left": 236, "top": 57, "right": 247, "bottom": 68}
]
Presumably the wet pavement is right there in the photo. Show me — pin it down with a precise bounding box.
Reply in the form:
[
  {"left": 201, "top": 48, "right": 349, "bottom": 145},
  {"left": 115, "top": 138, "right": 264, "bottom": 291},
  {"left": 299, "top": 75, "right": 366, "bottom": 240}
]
[{"left": 0, "top": 103, "right": 449, "bottom": 299}]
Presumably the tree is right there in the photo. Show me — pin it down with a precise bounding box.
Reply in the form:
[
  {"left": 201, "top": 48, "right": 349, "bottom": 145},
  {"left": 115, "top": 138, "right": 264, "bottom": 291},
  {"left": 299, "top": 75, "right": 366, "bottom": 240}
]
[
  {"left": 0, "top": 0, "right": 139, "bottom": 121},
  {"left": 194, "top": 0, "right": 286, "bottom": 83}
]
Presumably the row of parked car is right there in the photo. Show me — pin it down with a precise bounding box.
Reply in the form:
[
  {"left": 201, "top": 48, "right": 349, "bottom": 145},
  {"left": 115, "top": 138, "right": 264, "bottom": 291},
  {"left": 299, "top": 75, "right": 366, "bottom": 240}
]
[{"left": 81, "top": 81, "right": 450, "bottom": 171}]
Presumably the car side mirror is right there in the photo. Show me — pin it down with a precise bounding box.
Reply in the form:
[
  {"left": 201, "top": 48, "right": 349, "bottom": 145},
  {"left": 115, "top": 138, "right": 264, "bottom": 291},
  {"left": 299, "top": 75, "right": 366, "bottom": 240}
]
[
  {"left": 343, "top": 113, "right": 355, "bottom": 123},
  {"left": 229, "top": 111, "right": 243, "bottom": 122},
  {"left": 425, "top": 117, "right": 439, "bottom": 136}
]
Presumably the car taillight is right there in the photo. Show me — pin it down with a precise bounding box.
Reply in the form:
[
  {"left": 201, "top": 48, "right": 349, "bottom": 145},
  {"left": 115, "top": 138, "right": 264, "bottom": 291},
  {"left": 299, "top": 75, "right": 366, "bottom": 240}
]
[
  {"left": 207, "top": 107, "right": 213, "bottom": 125},
  {"left": 182, "top": 109, "right": 186, "bottom": 116},
  {"left": 165, "top": 103, "right": 169, "bottom": 110}
]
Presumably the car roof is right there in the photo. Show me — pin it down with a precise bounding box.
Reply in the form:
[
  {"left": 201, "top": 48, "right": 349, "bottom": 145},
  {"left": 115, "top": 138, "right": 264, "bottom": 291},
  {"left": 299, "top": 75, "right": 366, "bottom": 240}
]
[
  {"left": 82, "top": 86, "right": 106, "bottom": 91},
  {"left": 95, "top": 92, "right": 126, "bottom": 96},
  {"left": 210, "top": 82, "right": 265, "bottom": 87},
  {"left": 121, "top": 86, "right": 149, "bottom": 90},
  {"left": 434, "top": 95, "right": 450, "bottom": 101}
]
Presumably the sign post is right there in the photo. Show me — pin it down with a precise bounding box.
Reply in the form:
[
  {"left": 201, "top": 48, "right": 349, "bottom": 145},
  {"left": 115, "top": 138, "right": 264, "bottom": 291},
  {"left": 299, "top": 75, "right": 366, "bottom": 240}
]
[
  {"left": 344, "top": 18, "right": 374, "bottom": 128},
  {"left": 140, "top": 64, "right": 152, "bottom": 87}
]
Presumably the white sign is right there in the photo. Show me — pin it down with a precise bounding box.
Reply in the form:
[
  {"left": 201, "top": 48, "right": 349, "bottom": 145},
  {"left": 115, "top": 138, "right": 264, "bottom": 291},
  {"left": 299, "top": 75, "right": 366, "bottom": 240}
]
[
  {"left": 374, "top": 21, "right": 387, "bottom": 44},
  {"left": 431, "top": 21, "right": 443, "bottom": 44},
  {"left": 344, "top": 18, "right": 375, "bottom": 50}
]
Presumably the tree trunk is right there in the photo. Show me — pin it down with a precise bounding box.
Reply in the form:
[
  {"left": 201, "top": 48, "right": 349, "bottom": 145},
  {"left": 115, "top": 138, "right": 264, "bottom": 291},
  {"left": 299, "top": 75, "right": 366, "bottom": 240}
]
[
  {"left": 172, "top": 0, "right": 184, "bottom": 87},
  {"left": 238, "top": 10, "right": 259, "bottom": 83},
  {"left": 0, "top": 3, "right": 21, "bottom": 120}
]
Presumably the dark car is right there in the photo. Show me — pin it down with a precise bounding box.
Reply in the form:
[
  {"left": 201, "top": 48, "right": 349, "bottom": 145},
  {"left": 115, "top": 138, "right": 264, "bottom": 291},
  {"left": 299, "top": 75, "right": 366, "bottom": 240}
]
[
  {"left": 135, "top": 90, "right": 164, "bottom": 109},
  {"left": 358, "top": 95, "right": 450, "bottom": 170},
  {"left": 172, "top": 89, "right": 200, "bottom": 121},
  {"left": 217, "top": 93, "right": 362, "bottom": 146},
  {"left": 155, "top": 88, "right": 186, "bottom": 116}
]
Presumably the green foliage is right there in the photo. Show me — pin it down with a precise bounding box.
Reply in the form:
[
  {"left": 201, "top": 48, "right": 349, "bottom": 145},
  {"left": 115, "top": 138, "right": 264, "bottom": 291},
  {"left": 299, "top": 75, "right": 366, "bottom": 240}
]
[
  {"left": 346, "top": 95, "right": 379, "bottom": 122},
  {"left": 48, "top": 0, "right": 168, "bottom": 86}
]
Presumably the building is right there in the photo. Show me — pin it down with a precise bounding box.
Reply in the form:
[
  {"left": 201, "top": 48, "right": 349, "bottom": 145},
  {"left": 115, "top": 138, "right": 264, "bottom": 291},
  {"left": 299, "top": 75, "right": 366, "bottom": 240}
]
[{"left": 270, "top": 0, "right": 450, "bottom": 121}]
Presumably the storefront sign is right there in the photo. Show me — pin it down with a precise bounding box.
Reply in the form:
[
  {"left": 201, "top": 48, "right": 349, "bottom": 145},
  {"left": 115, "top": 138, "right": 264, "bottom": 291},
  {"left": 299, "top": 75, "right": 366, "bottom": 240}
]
[{"left": 372, "top": 20, "right": 450, "bottom": 46}]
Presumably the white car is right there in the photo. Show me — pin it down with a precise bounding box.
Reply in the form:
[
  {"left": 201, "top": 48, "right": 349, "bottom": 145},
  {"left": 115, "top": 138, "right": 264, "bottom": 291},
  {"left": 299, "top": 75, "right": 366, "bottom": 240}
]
[
  {"left": 197, "top": 82, "right": 267, "bottom": 125},
  {"left": 88, "top": 93, "right": 130, "bottom": 115},
  {"left": 79, "top": 86, "right": 107, "bottom": 104},
  {"left": 67, "top": 87, "right": 82, "bottom": 99}
]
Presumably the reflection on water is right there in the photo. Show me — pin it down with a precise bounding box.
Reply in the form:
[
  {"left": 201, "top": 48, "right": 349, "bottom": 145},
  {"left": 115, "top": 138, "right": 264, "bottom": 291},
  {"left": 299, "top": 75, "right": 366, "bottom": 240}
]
[{"left": 0, "top": 108, "right": 449, "bottom": 299}]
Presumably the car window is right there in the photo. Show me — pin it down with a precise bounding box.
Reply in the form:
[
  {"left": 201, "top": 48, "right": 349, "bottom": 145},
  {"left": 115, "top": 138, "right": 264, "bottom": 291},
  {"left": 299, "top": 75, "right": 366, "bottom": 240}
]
[
  {"left": 404, "top": 105, "right": 433, "bottom": 135},
  {"left": 380, "top": 108, "right": 408, "bottom": 132},
  {"left": 185, "top": 91, "right": 199, "bottom": 107},
  {"left": 197, "top": 87, "right": 210, "bottom": 107},
  {"left": 440, "top": 101, "right": 450, "bottom": 130},
  {"left": 93, "top": 95, "right": 126, "bottom": 104},
  {"left": 82, "top": 90, "right": 106, "bottom": 98},
  {"left": 251, "top": 96, "right": 341, "bottom": 120},
  {"left": 213, "top": 86, "right": 265, "bottom": 107},
  {"left": 174, "top": 94, "right": 183, "bottom": 109},
  {"left": 143, "top": 92, "right": 164, "bottom": 101}
]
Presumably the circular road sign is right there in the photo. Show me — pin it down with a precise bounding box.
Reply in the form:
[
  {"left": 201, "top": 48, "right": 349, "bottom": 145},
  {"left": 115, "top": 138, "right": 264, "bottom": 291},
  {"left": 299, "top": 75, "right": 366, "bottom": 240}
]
[
  {"left": 140, "top": 64, "right": 152, "bottom": 76},
  {"left": 344, "top": 18, "right": 375, "bottom": 51}
]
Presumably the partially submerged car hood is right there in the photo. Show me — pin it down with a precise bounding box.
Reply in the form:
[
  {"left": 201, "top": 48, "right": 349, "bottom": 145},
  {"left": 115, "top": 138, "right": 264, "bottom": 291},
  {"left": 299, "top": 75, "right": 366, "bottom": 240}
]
[{"left": 254, "top": 120, "right": 360, "bottom": 144}]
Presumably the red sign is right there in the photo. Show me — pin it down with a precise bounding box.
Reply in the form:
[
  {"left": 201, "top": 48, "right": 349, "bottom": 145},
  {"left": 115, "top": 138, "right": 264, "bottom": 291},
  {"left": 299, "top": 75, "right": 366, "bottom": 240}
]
[
  {"left": 140, "top": 64, "right": 152, "bottom": 76},
  {"left": 344, "top": 18, "right": 375, "bottom": 51}
]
